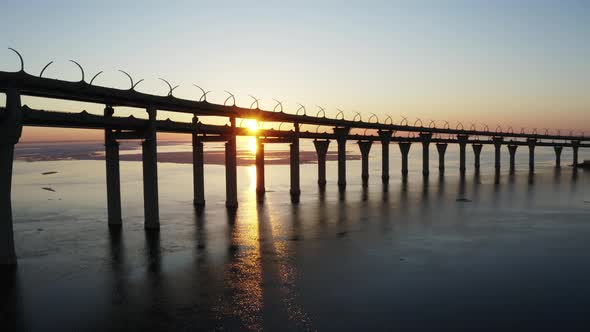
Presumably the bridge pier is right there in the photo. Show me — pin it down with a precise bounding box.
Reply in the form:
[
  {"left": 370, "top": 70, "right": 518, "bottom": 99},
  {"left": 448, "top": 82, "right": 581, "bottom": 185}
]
[
  {"left": 192, "top": 116, "right": 205, "bottom": 207},
  {"left": 527, "top": 138, "right": 537, "bottom": 172},
  {"left": 104, "top": 106, "right": 122, "bottom": 228},
  {"left": 493, "top": 137, "right": 503, "bottom": 171},
  {"left": 358, "top": 141, "right": 373, "bottom": 187},
  {"left": 398, "top": 142, "right": 411, "bottom": 177},
  {"left": 378, "top": 130, "right": 393, "bottom": 183},
  {"left": 472, "top": 143, "right": 483, "bottom": 173},
  {"left": 457, "top": 134, "right": 468, "bottom": 175},
  {"left": 419, "top": 133, "right": 432, "bottom": 177},
  {"left": 142, "top": 105, "right": 160, "bottom": 230},
  {"left": 435, "top": 143, "right": 447, "bottom": 175},
  {"left": 507, "top": 144, "right": 518, "bottom": 173},
  {"left": 225, "top": 117, "right": 238, "bottom": 208},
  {"left": 334, "top": 127, "right": 350, "bottom": 191},
  {"left": 290, "top": 125, "right": 301, "bottom": 203},
  {"left": 572, "top": 140, "right": 580, "bottom": 166},
  {"left": 554, "top": 146, "right": 563, "bottom": 168},
  {"left": 313, "top": 139, "right": 330, "bottom": 190},
  {"left": 256, "top": 138, "right": 265, "bottom": 195},
  {"left": 0, "top": 89, "right": 22, "bottom": 266}
]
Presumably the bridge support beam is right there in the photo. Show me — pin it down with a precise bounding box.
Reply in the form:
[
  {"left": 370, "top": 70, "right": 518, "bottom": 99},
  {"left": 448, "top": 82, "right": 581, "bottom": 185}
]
[
  {"left": 527, "top": 138, "right": 537, "bottom": 172},
  {"left": 554, "top": 146, "right": 563, "bottom": 168},
  {"left": 572, "top": 140, "right": 580, "bottom": 166},
  {"left": 398, "top": 142, "right": 411, "bottom": 177},
  {"left": 225, "top": 117, "right": 238, "bottom": 208},
  {"left": 104, "top": 106, "right": 122, "bottom": 228},
  {"left": 419, "top": 133, "right": 432, "bottom": 177},
  {"left": 313, "top": 139, "right": 330, "bottom": 190},
  {"left": 507, "top": 144, "right": 518, "bottom": 173},
  {"left": 378, "top": 130, "right": 393, "bottom": 183},
  {"left": 358, "top": 141, "right": 373, "bottom": 187},
  {"left": 435, "top": 143, "right": 447, "bottom": 175},
  {"left": 142, "top": 106, "right": 160, "bottom": 230},
  {"left": 0, "top": 89, "right": 22, "bottom": 266},
  {"left": 472, "top": 143, "right": 483, "bottom": 173},
  {"left": 256, "top": 138, "right": 265, "bottom": 195},
  {"left": 457, "top": 134, "right": 469, "bottom": 175},
  {"left": 192, "top": 116, "right": 205, "bottom": 207},
  {"left": 290, "top": 125, "right": 301, "bottom": 203},
  {"left": 334, "top": 127, "right": 350, "bottom": 191},
  {"left": 493, "top": 137, "right": 503, "bottom": 171}
]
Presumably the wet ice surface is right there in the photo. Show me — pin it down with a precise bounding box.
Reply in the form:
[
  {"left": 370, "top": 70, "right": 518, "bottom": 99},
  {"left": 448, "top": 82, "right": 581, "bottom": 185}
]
[{"left": 2, "top": 143, "right": 590, "bottom": 331}]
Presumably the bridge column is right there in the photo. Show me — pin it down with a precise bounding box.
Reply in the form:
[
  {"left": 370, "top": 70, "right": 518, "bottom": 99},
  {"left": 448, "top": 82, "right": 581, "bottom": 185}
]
[
  {"left": 398, "top": 142, "right": 411, "bottom": 177},
  {"left": 192, "top": 115, "right": 205, "bottom": 207},
  {"left": 493, "top": 137, "right": 503, "bottom": 171},
  {"left": 104, "top": 106, "right": 122, "bottom": 228},
  {"left": 457, "top": 134, "right": 468, "bottom": 175},
  {"left": 435, "top": 143, "right": 447, "bottom": 175},
  {"left": 333, "top": 127, "right": 350, "bottom": 191},
  {"left": 419, "top": 133, "right": 432, "bottom": 177},
  {"left": 0, "top": 89, "right": 22, "bottom": 266},
  {"left": 378, "top": 130, "right": 393, "bottom": 183},
  {"left": 507, "top": 144, "right": 518, "bottom": 173},
  {"left": 572, "top": 140, "right": 580, "bottom": 166},
  {"left": 554, "top": 146, "right": 563, "bottom": 168},
  {"left": 256, "top": 138, "right": 265, "bottom": 195},
  {"left": 142, "top": 105, "right": 160, "bottom": 230},
  {"left": 527, "top": 138, "right": 537, "bottom": 172},
  {"left": 313, "top": 139, "right": 330, "bottom": 190},
  {"left": 472, "top": 143, "right": 483, "bottom": 173},
  {"left": 357, "top": 141, "right": 373, "bottom": 187},
  {"left": 290, "top": 124, "right": 301, "bottom": 203},
  {"left": 225, "top": 117, "right": 238, "bottom": 208}
]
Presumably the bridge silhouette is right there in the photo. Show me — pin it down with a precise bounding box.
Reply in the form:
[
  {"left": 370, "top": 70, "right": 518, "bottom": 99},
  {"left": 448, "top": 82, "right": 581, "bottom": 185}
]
[{"left": 1, "top": 52, "right": 588, "bottom": 265}]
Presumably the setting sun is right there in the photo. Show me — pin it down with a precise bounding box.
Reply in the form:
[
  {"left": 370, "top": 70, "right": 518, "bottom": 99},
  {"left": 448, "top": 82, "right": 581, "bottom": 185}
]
[{"left": 242, "top": 119, "right": 258, "bottom": 133}]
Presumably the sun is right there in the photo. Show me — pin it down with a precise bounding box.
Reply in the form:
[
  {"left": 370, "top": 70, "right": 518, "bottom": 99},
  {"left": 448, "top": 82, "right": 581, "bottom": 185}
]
[{"left": 242, "top": 119, "right": 258, "bottom": 154}]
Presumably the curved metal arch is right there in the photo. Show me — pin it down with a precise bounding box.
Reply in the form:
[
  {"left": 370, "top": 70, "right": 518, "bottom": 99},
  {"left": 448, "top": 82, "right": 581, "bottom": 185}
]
[
  {"left": 455, "top": 122, "right": 464, "bottom": 130},
  {"left": 315, "top": 105, "right": 326, "bottom": 118},
  {"left": 278, "top": 122, "right": 289, "bottom": 131},
  {"left": 89, "top": 71, "right": 103, "bottom": 85},
  {"left": 384, "top": 115, "right": 393, "bottom": 125},
  {"left": 353, "top": 112, "right": 362, "bottom": 122},
  {"left": 248, "top": 95, "right": 260, "bottom": 109},
  {"left": 39, "top": 61, "right": 54, "bottom": 77},
  {"left": 335, "top": 109, "right": 345, "bottom": 120},
  {"left": 193, "top": 84, "right": 211, "bottom": 102},
  {"left": 482, "top": 124, "right": 490, "bottom": 132},
  {"left": 443, "top": 121, "right": 450, "bottom": 129},
  {"left": 428, "top": 120, "right": 436, "bottom": 128},
  {"left": 495, "top": 125, "right": 503, "bottom": 133},
  {"left": 532, "top": 128, "right": 538, "bottom": 135},
  {"left": 118, "top": 70, "right": 143, "bottom": 90},
  {"left": 400, "top": 116, "right": 408, "bottom": 126},
  {"left": 296, "top": 103, "right": 307, "bottom": 116},
  {"left": 544, "top": 128, "right": 550, "bottom": 136},
  {"left": 223, "top": 91, "right": 236, "bottom": 106},
  {"left": 520, "top": 127, "right": 526, "bottom": 134},
  {"left": 69, "top": 60, "right": 85, "bottom": 82},
  {"left": 272, "top": 99, "right": 284, "bottom": 112},
  {"left": 158, "top": 78, "right": 179, "bottom": 96},
  {"left": 315, "top": 125, "right": 321, "bottom": 134},
  {"left": 368, "top": 113, "right": 379, "bottom": 123},
  {"left": 470, "top": 123, "right": 477, "bottom": 131},
  {"left": 507, "top": 126, "right": 514, "bottom": 134},
  {"left": 8, "top": 48, "right": 24, "bottom": 72},
  {"left": 413, "top": 118, "right": 423, "bottom": 127}
]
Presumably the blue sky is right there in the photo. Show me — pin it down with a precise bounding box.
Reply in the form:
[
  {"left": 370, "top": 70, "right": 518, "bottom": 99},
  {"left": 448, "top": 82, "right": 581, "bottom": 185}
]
[{"left": 1, "top": 0, "right": 589, "bottom": 140}]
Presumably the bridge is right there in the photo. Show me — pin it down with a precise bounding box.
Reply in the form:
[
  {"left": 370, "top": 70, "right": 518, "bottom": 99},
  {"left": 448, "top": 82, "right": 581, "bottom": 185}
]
[{"left": 1, "top": 54, "right": 588, "bottom": 266}]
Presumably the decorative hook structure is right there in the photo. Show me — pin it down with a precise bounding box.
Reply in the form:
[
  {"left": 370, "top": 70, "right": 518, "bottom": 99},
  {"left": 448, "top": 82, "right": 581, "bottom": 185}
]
[
  {"left": 248, "top": 95, "right": 260, "bottom": 109},
  {"left": 520, "top": 127, "right": 526, "bottom": 134},
  {"left": 368, "top": 113, "right": 379, "bottom": 123},
  {"left": 89, "top": 71, "right": 103, "bottom": 85},
  {"left": 456, "top": 122, "right": 464, "bottom": 130},
  {"left": 272, "top": 99, "right": 284, "bottom": 112},
  {"left": 507, "top": 126, "right": 514, "bottom": 134},
  {"left": 69, "top": 60, "right": 85, "bottom": 82},
  {"left": 335, "top": 109, "right": 345, "bottom": 120},
  {"left": 413, "top": 118, "right": 423, "bottom": 127},
  {"left": 470, "top": 123, "right": 477, "bottom": 131},
  {"left": 316, "top": 105, "right": 326, "bottom": 118},
  {"left": 118, "top": 70, "right": 143, "bottom": 90},
  {"left": 8, "top": 48, "right": 24, "bottom": 72},
  {"left": 428, "top": 120, "right": 436, "bottom": 128},
  {"left": 353, "top": 112, "right": 362, "bottom": 122},
  {"left": 193, "top": 84, "right": 211, "bottom": 102},
  {"left": 384, "top": 115, "right": 393, "bottom": 125},
  {"left": 158, "top": 78, "right": 179, "bottom": 96},
  {"left": 400, "top": 116, "right": 408, "bottom": 126},
  {"left": 443, "top": 121, "right": 450, "bottom": 129},
  {"left": 544, "top": 128, "right": 550, "bottom": 136},
  {"left": 39, "top": 61, "right": 54, "bottom": 77},
  {"left": 532, "top": 128, "right": 538, "bottom": 135},
  {"left": 224, "top": 91, "right": 236, "bottom": 106},
  {"left": 296, "top": 103, "right": 307, "bottom": 116},
  {"left": 495, "top": 125, "right": 503, "bottom": 133},
  {"left": 482, "top": 124, "right": 489, "bottom": 132}
]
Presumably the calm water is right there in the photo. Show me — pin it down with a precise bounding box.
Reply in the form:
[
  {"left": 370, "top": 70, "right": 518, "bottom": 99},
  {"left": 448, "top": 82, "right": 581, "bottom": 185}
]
[{"left": 2, "top": 141, "right": 590, "bottom": 331}]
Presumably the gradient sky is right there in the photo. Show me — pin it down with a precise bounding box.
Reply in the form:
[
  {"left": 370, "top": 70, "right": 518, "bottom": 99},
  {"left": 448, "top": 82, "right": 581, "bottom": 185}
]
[{"left": 1, "top": 0, "right": 589, "bottom": 142}]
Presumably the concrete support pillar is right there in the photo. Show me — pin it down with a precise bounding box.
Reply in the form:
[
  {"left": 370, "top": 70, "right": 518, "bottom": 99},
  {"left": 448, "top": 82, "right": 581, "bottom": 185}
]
[
  {"left": 493, "top": 137, "right": 503, "bottom": 171},
  {"left": 398, "top": 142, "right": 411, "bottom": 177},
  {"left": 290, "top": 124, "right": 301, "bottom": 202},
  {"left": 104, "top": 106, "right": 122, "bottom": 227},
  {"left": 142, "top": 105, "right": 160, "bottom": 230},
  {"left": 472, "top": 144, "right": 483, "bottom": 172},
  {"left": 507, "top": 144, "right": 518, "bottom": 173},
  {"left": 527, "top": 138, "right": 537, "bottom": 172},
  {"left": 256, "top": 138, "right": 265, "bottom": 195},
  {"left": 225, "top": 117, "right": 238, "bottom": 208},
  {"left": 378, "top": 130, "right": 393, "bottom": 183},
  {"left": 313, "top": 140, "right": 330, "bottom": 189},
  {"left": 0, "top": 89, "right": 22, "bottom": 266},
  {"left": 192, "top": 116, "right": 205, "bottom": 207},
  {"left": 572, "top": 140, "right": 580, "bottom": 166},
  {"left": 554, "top": 146, "right": 563, "bottom": 168},
  {"left": 357, "top": 141, "right": 373, "bottom": 187},
  {"left": 419, "top": 133, "right": 432, "bottom": 177},
  {"left": 457, "top": 134, "right": 468, "bottom": 175},
  {"left": 435, "top": 143, "right": 447, "bottom": 175},
  {"left": 333, "top": 127, "right": 350, "bottom": 191}
]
